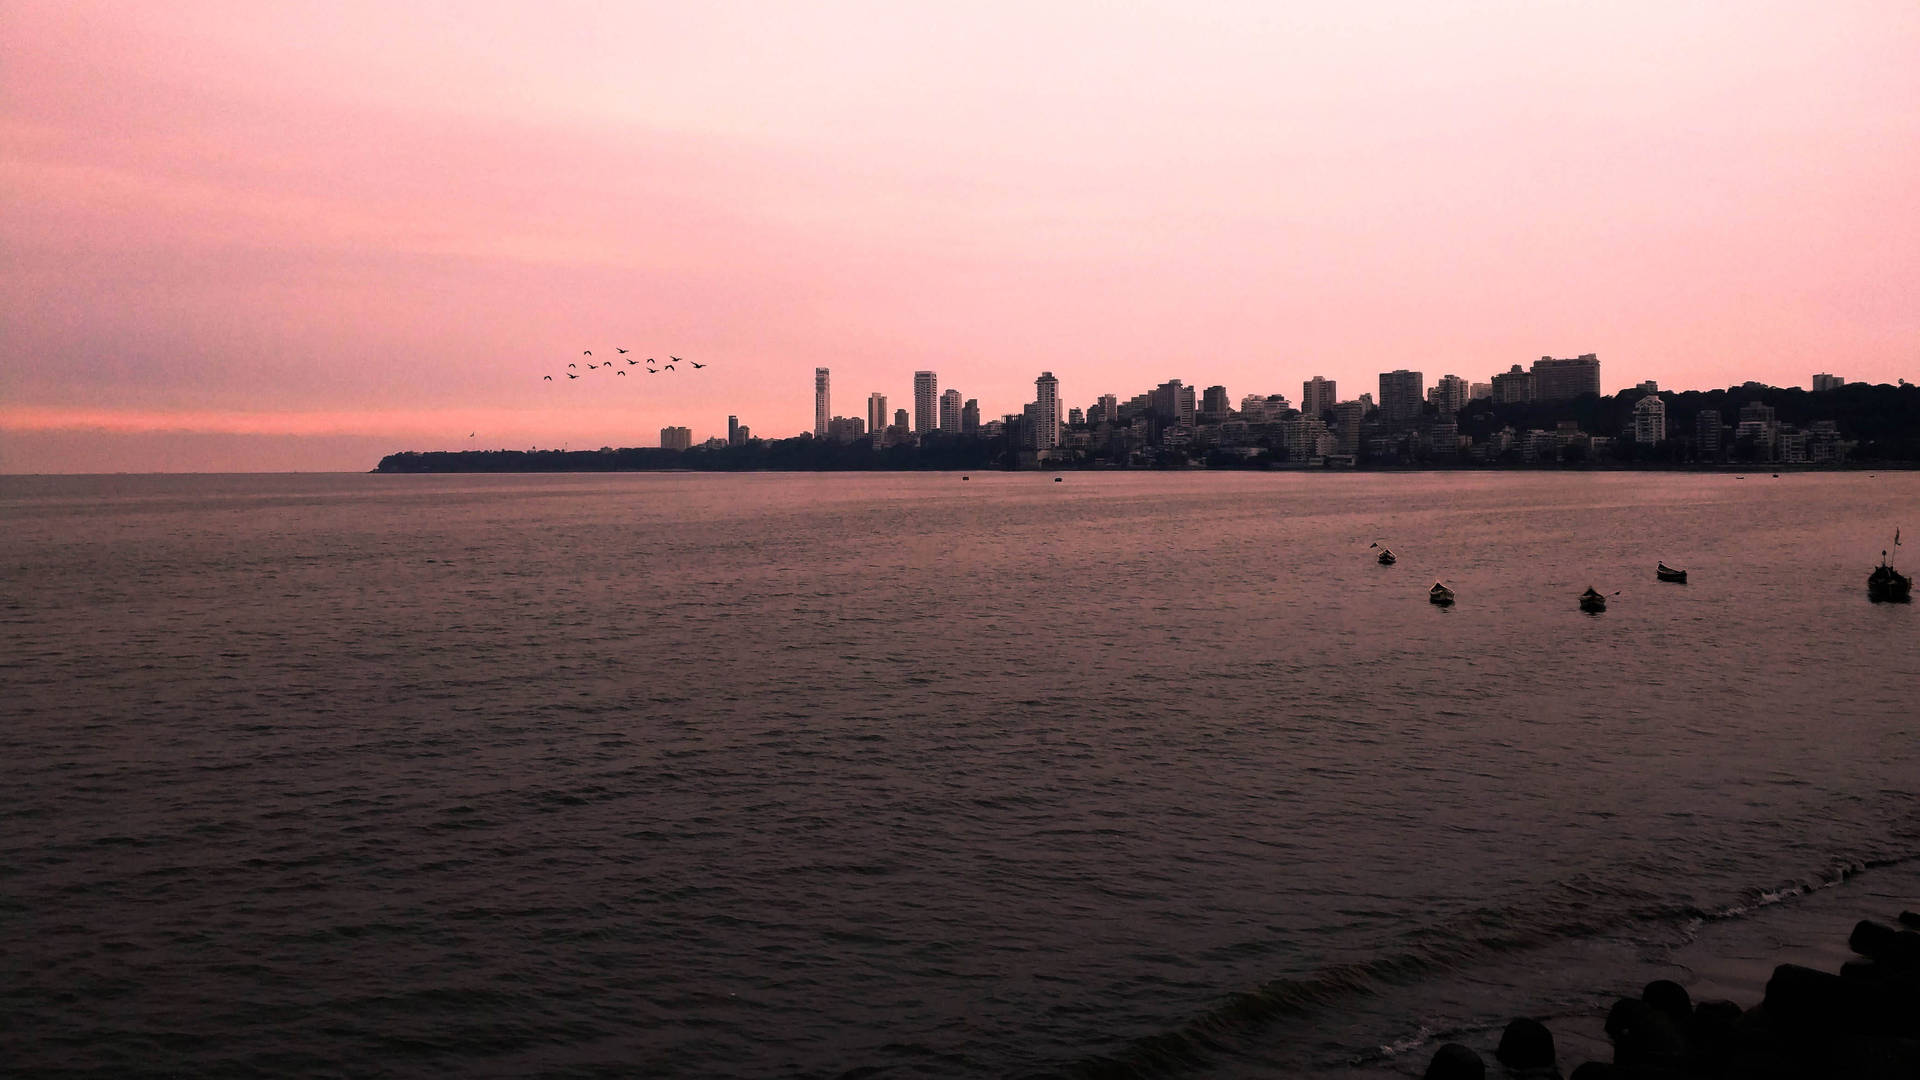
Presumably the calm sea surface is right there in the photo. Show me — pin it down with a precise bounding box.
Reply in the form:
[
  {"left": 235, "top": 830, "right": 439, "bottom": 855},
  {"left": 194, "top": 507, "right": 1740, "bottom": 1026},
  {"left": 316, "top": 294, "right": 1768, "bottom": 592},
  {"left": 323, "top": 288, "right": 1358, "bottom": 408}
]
[{"left": 3, "top": 471, "right": 1916, "bottom": 1078}]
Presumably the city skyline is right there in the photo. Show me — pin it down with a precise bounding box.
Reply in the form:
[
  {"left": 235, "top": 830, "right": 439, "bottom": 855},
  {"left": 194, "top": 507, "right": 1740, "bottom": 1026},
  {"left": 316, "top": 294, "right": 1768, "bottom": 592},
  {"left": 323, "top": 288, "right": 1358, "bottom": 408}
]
[{"left": 5, "top": 3, "right": 1919, "bottom": 472}]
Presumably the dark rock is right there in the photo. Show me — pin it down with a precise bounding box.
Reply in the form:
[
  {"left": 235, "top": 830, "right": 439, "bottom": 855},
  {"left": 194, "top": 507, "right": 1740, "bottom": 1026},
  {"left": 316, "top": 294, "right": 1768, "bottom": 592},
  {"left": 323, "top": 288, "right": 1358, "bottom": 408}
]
[
  {"left": 1496, "top": 1016, "right": 1557, "bottom": 1070},
  {"left": 1606, "top": 996, "right": 1687, "bottom": 1067},
  {"left": 1763, "top": 963, "right": 1846, "bottom": 1040},
  {"left": 1897, "top": 910, "right": 1920, "bottom": 930},
  {"left": 1642, "top": 979, "right": 1692, "bottom": 1024},
  {"left": 1852, "top": 920, "right": 1901, "bottom": 959},
  {"left": 1423, "top": 1041, "right": 1486, "bottom": 1080},
  {"left": 1686, "top": 998, "right": 1742, "bottom": 1065}
]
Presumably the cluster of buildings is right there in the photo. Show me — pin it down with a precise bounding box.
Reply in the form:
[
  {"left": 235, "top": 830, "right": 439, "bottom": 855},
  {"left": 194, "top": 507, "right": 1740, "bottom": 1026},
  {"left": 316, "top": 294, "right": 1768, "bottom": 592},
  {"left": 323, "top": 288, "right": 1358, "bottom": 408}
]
[{"left": 659, "top": 359, "right": 1865, "bottom": 466}]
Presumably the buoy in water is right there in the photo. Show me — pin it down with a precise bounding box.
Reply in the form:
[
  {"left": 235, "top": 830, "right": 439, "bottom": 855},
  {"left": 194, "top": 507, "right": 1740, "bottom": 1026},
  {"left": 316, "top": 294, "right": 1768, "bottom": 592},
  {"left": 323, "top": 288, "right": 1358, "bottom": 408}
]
[{"left": 1053, "top": 476, "right": 1062, "bottom": 482}]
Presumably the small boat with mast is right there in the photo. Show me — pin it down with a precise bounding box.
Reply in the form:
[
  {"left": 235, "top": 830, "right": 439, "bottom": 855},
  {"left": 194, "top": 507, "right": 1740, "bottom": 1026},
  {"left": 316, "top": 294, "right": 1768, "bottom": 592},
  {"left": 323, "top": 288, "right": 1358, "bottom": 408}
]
[
  {"left": 1371, "top": 541, "right": 1395, "bottom": 566},
  {"left": 1656, "top": 562, "right": 1687, "bottom": 584},
  {"left": 1868, "top": 529, "right": 1910, "bottom": 603},
  {"left": 1579, "top": 587, "right": 1607, "bottom": 613}
]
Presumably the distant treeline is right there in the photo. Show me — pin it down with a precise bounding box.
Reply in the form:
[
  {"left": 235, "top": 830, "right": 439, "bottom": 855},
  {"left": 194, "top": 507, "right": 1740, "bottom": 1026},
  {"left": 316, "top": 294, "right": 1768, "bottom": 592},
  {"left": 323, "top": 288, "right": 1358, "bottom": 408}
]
[{"left": 375, "top": 434, "right": 1009, "bottom": 474}]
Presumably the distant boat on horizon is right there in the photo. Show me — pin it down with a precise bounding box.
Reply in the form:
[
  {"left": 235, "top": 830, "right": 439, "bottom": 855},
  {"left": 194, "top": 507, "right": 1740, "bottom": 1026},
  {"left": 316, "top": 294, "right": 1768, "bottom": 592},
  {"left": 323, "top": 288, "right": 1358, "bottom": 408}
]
[{"left": 1656, "top": 562, "right": 1688, "bottom": 584}]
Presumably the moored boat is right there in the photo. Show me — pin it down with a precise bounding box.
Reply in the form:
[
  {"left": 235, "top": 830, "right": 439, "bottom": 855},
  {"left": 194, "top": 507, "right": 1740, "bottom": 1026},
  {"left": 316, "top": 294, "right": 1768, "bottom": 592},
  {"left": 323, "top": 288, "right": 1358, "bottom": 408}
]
[
  {"left": 1378, "top": 548, "right": 1396, "bottom": 566},
  {"left": 1868, "top": 530, "right": 1909, "bottom": 602},
  {"left": 1579, "top": 586, "right": 1607, "bottom": 613},
  {"left": 1428, "top": 582, "right": 1454, "bottom": 606},
  {"left": 1656, "top": 562, "right": 1687, "bottom": 584}
]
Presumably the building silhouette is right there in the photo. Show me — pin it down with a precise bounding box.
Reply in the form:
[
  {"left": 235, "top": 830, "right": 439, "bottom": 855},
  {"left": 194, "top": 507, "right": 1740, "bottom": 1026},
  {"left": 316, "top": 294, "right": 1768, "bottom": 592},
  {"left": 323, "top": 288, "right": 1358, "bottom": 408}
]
[
  {"left": 1201, "top": 385, "right": 1231, "bottom": 421},
  {"left": 1492, "top": 364, "right": 1535, "bottom": 404},
  {"left": 1302, "top": 376, "right": 1336, "bottom": 417},
  {"left": 728, "top": 415, "right": 741, "bottom": 446},
  {"left": 867, "top": 392, "right": 888, "bottom": 437},
  {"left": 660, "top": 426, "right": 692, "bottom": 450},
  {"left": 1429, "top": 374, "right": 1469, "bottom": 416},
  {"left": 1532, "top": 354, "right": 1601, "bottom": 401},
  {"left": 1034, "top": 371, "right": 1061, "bottom": 449},
  {"left": 814, "top": 368, "right": 830, "bottom": 438},
  {"left": 1378, "top": 369, "right": 1424, "bottom": 428},
  {"left": 961, "top": 398, "right": 980, "bottom": 434},
  {"left": 1332, "top": 400, "right": 1367, "bottom": 456},
  {"left": 1632, "top": 394, "right": 1666, "bottom": 445},
  {"left": 940, "top": 388, "right": 962, "bottom": 432},
  {"left": 914, "top": 371, "right": 939, "bottom": 434},
  {"left": 1098, "top": 394, "right": 1118, "bottom": 423},
  {"left": 1812, "top": 373, "right": 1844, "bottom": 392}
]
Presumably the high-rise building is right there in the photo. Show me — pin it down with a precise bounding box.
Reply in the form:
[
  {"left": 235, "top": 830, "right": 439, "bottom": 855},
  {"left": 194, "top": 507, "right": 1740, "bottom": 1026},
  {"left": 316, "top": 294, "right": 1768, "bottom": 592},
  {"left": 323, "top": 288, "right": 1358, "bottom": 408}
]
[
  {"left": 914, "top": 371, "right": 939, "bottom": 434},
  {"left": 1176, "top": 385, "right": 1196, "bottom": 428},
  {"left": 1695, "top": 409, "right": 1723, "bottom": 458},
  {"left": 1098, "top": 394, "right": 1119, "bottom": 423},
  {"left": 1378, "top": 369, "right": 1425, "bottom": 428},
  {"left": 1429, "top": 374, "right": 1469, "bottom": 417},
  {"left": 1201, "top": 385, "right": 1231, "bottom": 419},
  {"left": 814, "top": 368, "right": 830, "bottom": 438},
  {"left": 868, "top": 392, "right": 888, "bottom": 436},
  {"left": 728, "top": 415, "right": 741, "bottom": 446},
  {"left": 961, "top": 398, "right": 980, "bottom": 434},
  {"left": 894, "top": 407, "right": 910, "bottom": 429},
  {"left": 1067, "top": 407, "right": 1084, "bottom": 426},
  {"left": 827, "top": 416, "right": 865, "bottom": 443},
  {"left": 1302, "top": 376, "right": 1336, "bottom": 417},
  {"left": 1491, "top": 364, "right": 1535, "bottom": 404},
  {"left": 1332, "top": 400, "right": 1368, "bottom": 455},
  {"left": 1812, "top": 373, "right": 1844, "bottom": 392},
  {"left": 1632, "top": 394, "right": 1666, "bottom": 445},
  {"left": 940, "top": 388, "right": 962, "bottom": 432},
  {"left": 1470, "top": 381, "right": 1492, "bottom": 401},
  {"left": 660, "top": 426, "right": 692, "bottom": 450},
  {"left": 1034, "top": 371, "right": 1061, "bottom": 449},
  {"left": 1531, "top": 354, "right": 1601, "bottom": 401},
  {"left": 1149, "top": 380, "right": 1184, "bottom": 423}
]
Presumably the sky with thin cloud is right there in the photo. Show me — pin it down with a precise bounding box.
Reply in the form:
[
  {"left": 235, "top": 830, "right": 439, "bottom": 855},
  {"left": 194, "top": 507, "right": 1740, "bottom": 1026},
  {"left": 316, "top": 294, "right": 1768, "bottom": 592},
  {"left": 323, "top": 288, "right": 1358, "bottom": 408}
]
[{"left": 4, "top": 1, "right": 1917, "bottom": 471}]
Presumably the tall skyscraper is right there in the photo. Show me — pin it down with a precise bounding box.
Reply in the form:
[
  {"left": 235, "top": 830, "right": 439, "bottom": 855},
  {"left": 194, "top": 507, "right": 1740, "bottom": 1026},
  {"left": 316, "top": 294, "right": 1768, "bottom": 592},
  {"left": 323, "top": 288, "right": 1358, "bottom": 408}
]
[
  {"left": 961, "top": 398, "right": 980, "bottom": 434},
  {"left": 814, "top": 368, "right": 830, "bottom": 438},
  {"left": 1176, "top": 385, "right": 1196, "bottom": 428},
  {"left": 1034, "top": 371, "right": 1061, "bottom": 449},
  {"left": 867, "top": 392, "right": 888, "bottom": 436},
  {"left": 1378, "top": 370, "right": 1424, "bottom": 428},
  {"left": 1302, "top": 376, "right": 1336, "bottom": 417},
  {"left": 1531, "top": 354, "right": 1601, "bottom": 401},
  {"left": 660, "top": 426, "right": 692, "bottom": 450},
  {"left": 1098, "top": 394, "right": 1118, "bottom": 423},
  {"left": 914, "top": 371, "right": 938, "bottom": 434},
  {"left": 939, "top": 388, "right": 962, "bottom": 432},
  {"left": 1332, "top": 400, "right": 1368, "bottom": 455},
  {"left": 1491, "top": 364, "right": 1535, "bottom": 404},
  {"left": 728, "top": 415, "right": 740, "bottom": 446}
]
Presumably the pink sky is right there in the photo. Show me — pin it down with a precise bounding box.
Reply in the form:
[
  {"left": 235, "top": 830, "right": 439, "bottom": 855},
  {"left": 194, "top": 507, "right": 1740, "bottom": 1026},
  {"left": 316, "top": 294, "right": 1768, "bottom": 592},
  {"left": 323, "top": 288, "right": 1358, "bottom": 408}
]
[{"left": 4, "top": 0, "right": 1918, "bottom": 471}]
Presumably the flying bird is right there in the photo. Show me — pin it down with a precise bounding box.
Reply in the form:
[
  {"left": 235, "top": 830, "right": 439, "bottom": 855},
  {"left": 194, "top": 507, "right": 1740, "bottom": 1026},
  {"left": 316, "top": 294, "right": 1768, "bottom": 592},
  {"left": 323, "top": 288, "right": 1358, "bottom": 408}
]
[
  {"left": 669, "top": 356, "right": 682, "bottom": 363},
  {"left": 664, "top": 363, "right": 676, "bottom": 370},
  {"left": 589, "top": 362, "right": 599, "bottom": 369},
  {"left": 690, "top": 362, "right": 706, "bottom": 369},
  {"left": 583, "top": 350, "right": 592, "bottom": 356},
  {"left": 568, "top": 373, "right": 579, "bottom": 379},
  {"left": 626, "top": 358, "right": 638, "bottom": 365},
  {"left": 543, "top": 375, "right": 553, "bottom": 381},
  {"left": 616, "top": 348, "right": 629, "bottom": 354},
  {"left": 646, "top": 368, "right": 657, "bottom": 375},
  {"left": 617, "top": 370, "right": 627, "bottom": 375},
  {"left": 568, "top": 363, "right": 576, "bottom": 368}
]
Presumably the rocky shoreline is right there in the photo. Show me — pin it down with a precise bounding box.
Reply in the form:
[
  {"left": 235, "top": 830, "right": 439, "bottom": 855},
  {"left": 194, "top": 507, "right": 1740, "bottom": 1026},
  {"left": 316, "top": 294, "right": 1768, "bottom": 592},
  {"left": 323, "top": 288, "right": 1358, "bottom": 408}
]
[{"left": 1418, "top": 910, "right": 1920, "bottom": 1079}]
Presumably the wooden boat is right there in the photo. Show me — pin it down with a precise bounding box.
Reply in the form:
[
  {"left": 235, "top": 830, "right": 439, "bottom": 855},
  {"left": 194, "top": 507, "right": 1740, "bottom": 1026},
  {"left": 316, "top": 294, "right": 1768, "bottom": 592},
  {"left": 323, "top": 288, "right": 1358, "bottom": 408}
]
[
  {"left": 1377, "top": 548, "right": 1396, "bottom": 566},
  {"left": 1656, "top": 562, "right": 1687, "bottom": 584},
  {"left": 1869, "top": 531, "right": 1910, "bottom": 602},
  {"left": 1428, "top": 582, "right": 1454, "bottom": 606},
  {"left": 1579, "top": 586, "right": 1607, "bottom": 613}
]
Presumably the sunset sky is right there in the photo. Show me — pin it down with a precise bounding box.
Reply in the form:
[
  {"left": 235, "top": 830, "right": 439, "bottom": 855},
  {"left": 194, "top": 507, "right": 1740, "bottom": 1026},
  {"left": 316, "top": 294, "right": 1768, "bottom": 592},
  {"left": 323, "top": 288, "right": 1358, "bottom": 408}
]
[{"left": 4, "top": 1, "right": 1918, "bottom": 472}]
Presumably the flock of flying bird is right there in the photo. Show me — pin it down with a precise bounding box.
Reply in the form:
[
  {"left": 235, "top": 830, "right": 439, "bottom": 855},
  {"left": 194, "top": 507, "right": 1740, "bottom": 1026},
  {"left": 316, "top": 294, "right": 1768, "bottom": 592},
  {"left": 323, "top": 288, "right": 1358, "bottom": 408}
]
[{"left": 542, "top": 348, "right": 709, "bottom": 382}]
